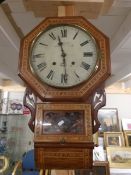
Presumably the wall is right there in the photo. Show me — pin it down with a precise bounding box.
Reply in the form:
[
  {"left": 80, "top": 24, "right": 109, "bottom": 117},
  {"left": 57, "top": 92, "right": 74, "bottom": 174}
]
[{"left": 105, "top": 93, "right": 131, "bottom": 119}]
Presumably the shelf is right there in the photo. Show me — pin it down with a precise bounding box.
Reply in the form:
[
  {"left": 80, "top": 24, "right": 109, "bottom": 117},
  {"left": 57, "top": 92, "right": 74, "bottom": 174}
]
[{"left": 110, "top": 168, "right": 131, "bottom": 175}]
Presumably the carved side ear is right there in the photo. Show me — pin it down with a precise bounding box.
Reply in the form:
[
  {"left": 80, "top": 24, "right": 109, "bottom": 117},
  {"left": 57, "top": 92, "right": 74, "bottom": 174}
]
[
  {"left": 23, "top": 88, "right": 37, "bottom": 132},
  {"left": 91, "top": 85, "right": 106, "bottom": 134}
]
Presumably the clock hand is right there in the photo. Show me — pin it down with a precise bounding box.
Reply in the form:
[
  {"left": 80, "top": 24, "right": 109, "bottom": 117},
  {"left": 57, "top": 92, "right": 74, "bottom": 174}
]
[
  {"left": 58, "top": 36, "right": 68, "bottom": 83},
  {"left": 58, "top": 36, "right": 66, "bottom": 58}
]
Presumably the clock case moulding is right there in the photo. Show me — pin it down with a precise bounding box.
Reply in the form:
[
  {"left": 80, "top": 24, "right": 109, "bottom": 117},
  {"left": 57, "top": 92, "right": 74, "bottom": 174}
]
[{"left": 23, "top": 85, "right": 107, "bottom": 169}]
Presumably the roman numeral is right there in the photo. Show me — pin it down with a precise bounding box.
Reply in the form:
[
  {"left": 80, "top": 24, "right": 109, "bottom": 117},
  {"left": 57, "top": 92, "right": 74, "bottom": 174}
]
[
  {"left": 33, "top": 54, "right": 44, "bottom": 59},
  {"left": 74, "top": 72, "right": 80, "bottom": 79},
  {"left": 39, "top": 42, "right": 48, "bottom": 46},
  {"left": 49, "top": 32, "right": 56, "bottom": 40},
  {"left": 37, "top": 62, "right": 47, "bottom": 71},
  {"left": 47, "top": 70, "right": 54, "bottom": 80},
  {"left": 61, "top": 73, "right": 68, "bottom": 84},
  {"left": 73, "top": 31, "right": 79, "bottom": 40},
  {"left": 61, "top": 29, "right": 67, "bottom": 38},
  {"left": 80, "top": 40, "right": 89, "bottom": 46},
  {"left": 83, "top": 52, "right": 93, "bottom": 57},
  {"left": 81, "top": 61, "right": 90, "bottom": 71}
]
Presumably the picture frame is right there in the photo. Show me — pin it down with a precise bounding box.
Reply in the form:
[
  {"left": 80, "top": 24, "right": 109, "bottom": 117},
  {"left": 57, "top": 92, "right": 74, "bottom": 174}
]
[
  {"left": 98, "top": 108, "right": 120, "bottom": 134},
  {"left": 0, "top": 156, "right": 9, "bottom": 173},
  {"left": 7, "top": 91, "right": 24, "bottom": 115},
  {"left": 93, "top": 146, "right": 105, "bottom": 161},
  {"left": 7, "top": 99, "right": 23, "bottom": 114},
  {"left": 104, "top": 132, "right": 125, "bottom": 147},
  {"left": 34, "top": 103, "right": 92, "bottom": 143},
  {"left": 124, "top": 131, "right": 131, "bottom": 146},
  {"left": 107, "top": 147, "right": 131, "bottom": 168},
  {"left": 121, "top": 118, "right": 131, "bottom": 131},
  {"left": 75, "top": 161, "right": 110, "bottom": 175}
]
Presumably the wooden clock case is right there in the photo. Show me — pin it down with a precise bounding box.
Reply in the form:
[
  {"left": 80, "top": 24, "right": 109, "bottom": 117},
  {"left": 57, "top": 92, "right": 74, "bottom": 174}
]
[
  {"left": 19, "top": 16, "right": 110, "bottom": 102},
  {"left": 20, "top": 16, "right": 110, "bottom": 170},
  {"left": 34, "top": 103, "right": 93, "bottom": 169}
]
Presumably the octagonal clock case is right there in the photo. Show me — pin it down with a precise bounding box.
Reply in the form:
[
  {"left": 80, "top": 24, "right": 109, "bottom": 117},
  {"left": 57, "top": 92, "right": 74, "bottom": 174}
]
[{"left": 19, "top": 16, "right": 110, "bottom": 102}]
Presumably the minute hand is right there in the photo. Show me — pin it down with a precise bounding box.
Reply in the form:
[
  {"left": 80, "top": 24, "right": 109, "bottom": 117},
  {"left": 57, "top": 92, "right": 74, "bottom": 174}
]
[
  {"left": 58, "top": 36, "right": 66, "bottom": 58},
  {"left": 58, "top": 36, "right": 68, "bottom": 83}
]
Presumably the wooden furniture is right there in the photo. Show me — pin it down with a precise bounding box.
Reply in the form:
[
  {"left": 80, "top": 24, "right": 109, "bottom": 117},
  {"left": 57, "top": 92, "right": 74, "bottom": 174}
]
[
  {"left": 19, "top": 10, "right": 110, "bottom": 170},
  {"left": 75, "top": 161, "right": 110, "bottom": 175},
  {"left": 19, "top": 16, "right": 110, "bottom": 102},
  {"left": 34, "top": 103, "right": 93, "bottom": 169}
]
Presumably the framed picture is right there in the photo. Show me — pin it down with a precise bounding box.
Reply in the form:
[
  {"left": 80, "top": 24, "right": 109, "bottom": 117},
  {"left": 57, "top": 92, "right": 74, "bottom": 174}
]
[
  {"left": 121, "top": 118, "right": 131, "bottom": 130},
  {"left": 75, "top": 161, "right": 110, "bottom": 175},
  {"left": 107, "top": 147, "right": 131, "bottom": 168},
  {"left": 93, "top": 146, "right": 105, "bottom": 161},
  {"left": 104, "top": 132, "right": 125, "bottom": 147},
  {"left": 124, "top": 131, "right": 131, "bottom": 146},
  {"left": 98, "top": 108, "right": 120, "bottom": 134},
  {"left": 34, "top": 103, "right": 92, "bottom": 143},
  {"left": 7, "top": 99, "right": 23, "bottom": 114}
]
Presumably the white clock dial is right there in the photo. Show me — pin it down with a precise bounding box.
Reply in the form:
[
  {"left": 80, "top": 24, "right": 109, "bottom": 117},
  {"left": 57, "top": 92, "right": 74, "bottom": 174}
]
[{"left": 29, "top": 24, "right": 99, "bottom": 88}]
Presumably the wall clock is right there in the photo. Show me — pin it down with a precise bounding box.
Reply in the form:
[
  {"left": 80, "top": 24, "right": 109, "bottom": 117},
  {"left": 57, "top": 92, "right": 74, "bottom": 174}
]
[
  {"left": 20, "top": 16, "right": 111, "bottom": 170},
  {"left": 19, "top": 16, "right": 110, "bottom": 101},
  {"left": 29, "top": 24, "right": 99, "bottom": 88}
]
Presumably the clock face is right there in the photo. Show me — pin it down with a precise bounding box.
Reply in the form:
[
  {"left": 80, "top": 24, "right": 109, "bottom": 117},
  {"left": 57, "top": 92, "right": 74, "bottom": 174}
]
[{"left": 29, "top": 24, "right": 99, "bottom": 88}]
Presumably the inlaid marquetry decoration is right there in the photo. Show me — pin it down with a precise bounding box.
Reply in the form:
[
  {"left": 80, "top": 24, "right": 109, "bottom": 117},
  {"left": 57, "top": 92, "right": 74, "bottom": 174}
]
[
  {"left": 34, "top": 103, "right": 92, "bottom": 142},
  {"left": 34, "top": 103, "right": 94, "bottom": 169},
  {"left": 19, "top": 16, "right": 110, "bottom": 101},
  {"left": 19, "top": 14, "right": 111, "bottom": 170}
]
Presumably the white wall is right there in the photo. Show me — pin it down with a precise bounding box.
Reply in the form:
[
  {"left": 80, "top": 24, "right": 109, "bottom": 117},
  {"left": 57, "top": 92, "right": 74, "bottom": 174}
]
[{"left": 105, "top": 93, "right": 131, "bottom": 119}]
